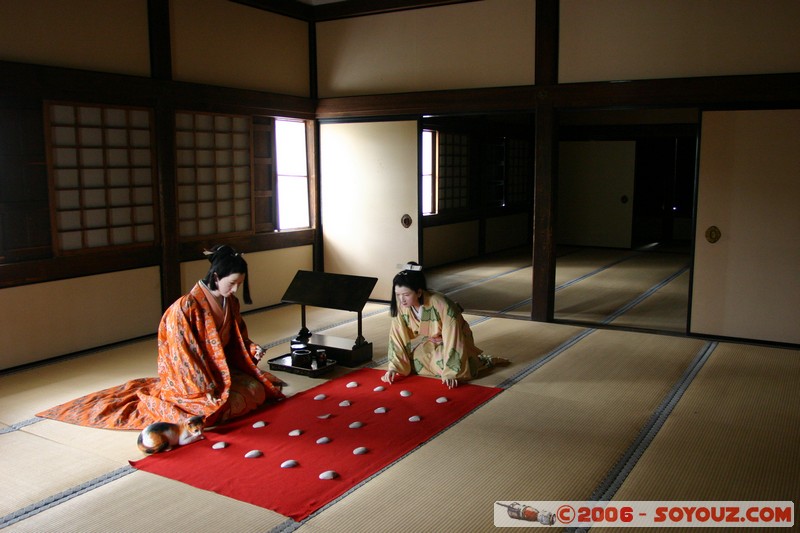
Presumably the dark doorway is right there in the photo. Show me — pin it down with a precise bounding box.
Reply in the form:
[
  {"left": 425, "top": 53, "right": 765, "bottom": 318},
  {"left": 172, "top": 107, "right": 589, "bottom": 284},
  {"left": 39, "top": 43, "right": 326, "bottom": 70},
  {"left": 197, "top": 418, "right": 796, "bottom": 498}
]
[{"left": 632, "top": 136, "right": 696, "bottom": 249}]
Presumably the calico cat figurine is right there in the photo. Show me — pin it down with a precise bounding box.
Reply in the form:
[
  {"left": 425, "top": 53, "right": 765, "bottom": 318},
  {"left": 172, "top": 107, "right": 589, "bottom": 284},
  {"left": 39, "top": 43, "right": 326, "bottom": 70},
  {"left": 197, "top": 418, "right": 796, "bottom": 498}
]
[{"left": 137, "top": 415, "right": 205, "bottom": 454}]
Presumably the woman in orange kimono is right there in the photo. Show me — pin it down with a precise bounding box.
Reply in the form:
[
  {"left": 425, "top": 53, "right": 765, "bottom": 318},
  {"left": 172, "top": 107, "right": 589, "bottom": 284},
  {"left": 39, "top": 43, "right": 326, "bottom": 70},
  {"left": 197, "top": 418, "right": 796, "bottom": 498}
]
[
  {"left": 37, "top": 245, "right": 285, "bottom": 430},
  {"left": 381, "top": 263, "right": 507, "bottom": 389}
]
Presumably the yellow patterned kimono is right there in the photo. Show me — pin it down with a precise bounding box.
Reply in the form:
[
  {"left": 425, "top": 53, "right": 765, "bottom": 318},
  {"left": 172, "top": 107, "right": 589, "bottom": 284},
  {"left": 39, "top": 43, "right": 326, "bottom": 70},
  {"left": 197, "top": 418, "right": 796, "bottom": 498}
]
[
  {"left": 37, "top": 282, "right": 284, "bottom": 430},
  {"left": 387, "top": 290, "right": 488, "bottom": 381}
]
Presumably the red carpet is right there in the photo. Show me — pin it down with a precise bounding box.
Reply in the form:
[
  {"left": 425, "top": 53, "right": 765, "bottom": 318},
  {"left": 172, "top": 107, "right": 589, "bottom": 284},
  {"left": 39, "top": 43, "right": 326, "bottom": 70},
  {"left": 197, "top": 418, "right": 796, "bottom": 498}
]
[{"left": 131, "top": 368, "right": 501, "bottom": 521}]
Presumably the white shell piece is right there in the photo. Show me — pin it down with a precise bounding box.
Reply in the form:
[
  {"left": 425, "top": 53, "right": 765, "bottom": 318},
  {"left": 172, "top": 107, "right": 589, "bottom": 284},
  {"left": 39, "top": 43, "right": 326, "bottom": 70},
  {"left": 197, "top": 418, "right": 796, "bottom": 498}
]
[
  {"left": 319, "top": 470, "right": 338, "bottom": 480},
  {"left": 314, "top": 394, "right": 327, "bottom": 401},
  {"left": 348, "top": 421, "right": 363, "bottom": 429},
  {"left": 316, "top": 436, "right": 331, "bottom": 444},
  {"left": 353, "top": 447, "right": 368, "bottom": 455},
  {"left": 245, "top": 450, "right": 263, "bottom": 458},
  {"left": 281, "top": 459, "right": 298, "bottom": 468},
  {"left": 339, "top": 400, "right": 351, "bottom": 407},
  {"left": 373, "top": 386, "right": 385, "bottom": 392},
  {"left": 408, "top": 415, "right": 421, "bottom": 422},
  {"left": 211, "top": 441, "right": 228, "bottom": 449},
  {"left": 252, "top": 420, "right": 267, "bottom": 428},
  {"left": 374, "top": 407, "right": 387, "bottom": 414},
  {"left": 288, "top": 429, "right": 303, "bottom": 436},
  {"left": 400, "top": 390, "right": 412, "bottom": 397},
  {"left": 436, "top": 397, "right": 449, "bottom": 404},
  {"left": 346, "top": 381, "right": 359, "bottom": 388},
  {"left": 317, "top": 413, "right": 331, "bottom": 419}
]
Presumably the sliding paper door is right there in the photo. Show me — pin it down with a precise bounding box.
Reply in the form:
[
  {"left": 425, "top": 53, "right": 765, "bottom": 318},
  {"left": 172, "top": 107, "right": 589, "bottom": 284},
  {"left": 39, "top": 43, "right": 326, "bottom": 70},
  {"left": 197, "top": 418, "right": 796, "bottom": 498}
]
[
  {"left": 692, "top": 110, "right": 800, "bottom": 344},
  {"left": 320, "top": 120, "right": 419, "bottom": 299}
]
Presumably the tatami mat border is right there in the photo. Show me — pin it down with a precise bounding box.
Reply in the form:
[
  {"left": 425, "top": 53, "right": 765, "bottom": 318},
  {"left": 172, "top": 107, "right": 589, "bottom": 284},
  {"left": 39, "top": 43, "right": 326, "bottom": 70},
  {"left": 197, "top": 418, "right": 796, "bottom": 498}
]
[
  {"left": 0, "top": 417, "right": 43, "bottom": 435},
  {"left": 587, "top": 341, "right": 718, "bottom": 504},
  {"left": 0, "top": 465, "right": 135, "bottom": 529},
  {"left": 497, "top": 328, "right": 597, "bottom": 389},
  {"left": 493, "top": 252, "right": 645, "bottom": 313},
  {"left": 555, "top": 251, "right": 642, "bottom": 292},
  {"left": 505, "top": 258, "right": 689, "bottom": 319},
  {"left": 602, "top": 265, "right": 690, "bottom": 325},
  {"left": 442, "top": 263, "right": 532, "bottom": 295}
]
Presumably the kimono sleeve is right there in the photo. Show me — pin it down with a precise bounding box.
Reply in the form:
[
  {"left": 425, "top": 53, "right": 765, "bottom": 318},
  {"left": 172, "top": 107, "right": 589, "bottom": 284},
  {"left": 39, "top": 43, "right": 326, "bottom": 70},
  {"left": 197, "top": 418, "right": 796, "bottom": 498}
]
[
  {"left": 431, "top": 293, "right": 468, "bottom": 380},
  {"left": 156, "top": 296, "right": 224, "bottom": 401},
  {"left": 387, "top": 313, "right": 415, "bottom": 376}
]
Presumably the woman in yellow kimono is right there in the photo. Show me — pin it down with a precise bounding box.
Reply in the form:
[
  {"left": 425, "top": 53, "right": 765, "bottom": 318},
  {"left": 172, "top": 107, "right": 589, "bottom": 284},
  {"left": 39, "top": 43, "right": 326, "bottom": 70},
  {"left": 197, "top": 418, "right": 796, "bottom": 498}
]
[
  {"left": 38, "top": 245, "right": 285, "bottom": 430},
  {"left": 381, "top": 263, "right": 507, "bottom": 389}
]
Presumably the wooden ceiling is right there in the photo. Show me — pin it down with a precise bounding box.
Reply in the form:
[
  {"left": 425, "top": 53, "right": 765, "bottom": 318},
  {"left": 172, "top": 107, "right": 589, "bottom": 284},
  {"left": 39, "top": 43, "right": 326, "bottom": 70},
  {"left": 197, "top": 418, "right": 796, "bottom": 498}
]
[{"left": 234, "top": 0, "right": 480, "bottom": 22}]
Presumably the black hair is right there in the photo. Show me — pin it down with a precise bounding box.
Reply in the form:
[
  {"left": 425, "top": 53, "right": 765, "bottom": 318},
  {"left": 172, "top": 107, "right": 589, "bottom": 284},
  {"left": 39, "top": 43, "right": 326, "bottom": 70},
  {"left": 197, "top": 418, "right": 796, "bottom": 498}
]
[
  {"left": 389, "top": 261, "right": 427, "bottom": 317},
  {"left": 202, "top": 244, "right": 252, "bottom": 304}
]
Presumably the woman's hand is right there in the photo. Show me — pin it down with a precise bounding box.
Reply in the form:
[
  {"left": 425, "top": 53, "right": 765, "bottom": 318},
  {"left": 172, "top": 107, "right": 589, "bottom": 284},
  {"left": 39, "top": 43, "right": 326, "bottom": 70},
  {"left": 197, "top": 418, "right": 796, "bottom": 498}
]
[
  {"left": 429, "top": 335, "right": 443, "bottom": 345},
  {"left": 254, "top": 345, "right": 265, "bottom": 363},
  {"left": 381, "top": 370, "right": 396, "bottom": 384},
  {"left": 442, "top": 377, "right": 459, "bottom": 389}
]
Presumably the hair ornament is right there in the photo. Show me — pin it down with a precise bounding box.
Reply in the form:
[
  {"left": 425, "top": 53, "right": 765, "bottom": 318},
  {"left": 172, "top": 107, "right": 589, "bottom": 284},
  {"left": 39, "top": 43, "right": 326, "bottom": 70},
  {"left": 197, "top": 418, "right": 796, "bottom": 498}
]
[
  {"left": 203, "top": 245, "right": 242, "bottom": 261},
  {"left": 396, "top": 262, "right": 422, "bottom": 271}
]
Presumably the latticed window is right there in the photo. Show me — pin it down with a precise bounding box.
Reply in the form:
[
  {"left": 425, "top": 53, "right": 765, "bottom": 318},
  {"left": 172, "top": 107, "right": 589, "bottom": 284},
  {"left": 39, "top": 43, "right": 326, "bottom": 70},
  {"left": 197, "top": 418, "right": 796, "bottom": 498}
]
[
  {"left": 505, "top": 138, "right": 533, "bottom": 206},
  {"left": 437, "top": 132, "right": 470, "bottom": 211},
  {"left": 46, "top": 102, "right": 157, "bottom": 252},
  {"left": 175, "top": 111, "right": 253, "bottom": 239}
]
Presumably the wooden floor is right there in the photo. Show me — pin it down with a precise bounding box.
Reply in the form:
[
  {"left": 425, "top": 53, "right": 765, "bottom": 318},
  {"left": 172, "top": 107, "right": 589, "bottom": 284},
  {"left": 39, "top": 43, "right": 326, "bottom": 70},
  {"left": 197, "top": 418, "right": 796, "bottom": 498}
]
[{"left": 2, "top": 251, "right": 798, "bottom": 532}]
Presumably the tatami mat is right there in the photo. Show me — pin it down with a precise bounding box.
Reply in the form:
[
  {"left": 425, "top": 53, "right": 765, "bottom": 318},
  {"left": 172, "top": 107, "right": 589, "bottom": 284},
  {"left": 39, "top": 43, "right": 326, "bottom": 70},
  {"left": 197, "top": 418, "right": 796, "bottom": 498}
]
[
  {"left": 426, "top": 246, "right": 532, "bottom": 293},
  {"left": 22, "top": 420, "right": 140, "bottom": 464},
  {"left": 2, "top": 300, "right": 795, "bottom": 532},
  {"left": 0, "top": 430, "right": 122, "bottom": 516},
  {"left": 0, "top": 339, "right": 158, "bottom": 426},
  {"left": 300, "top": 389, "right": 583, "bottom": 532},
  {"left": 446, "top": 267, "right": 534, "bottom": 314},
  {"left": 608, "top": 269, "right": 689, "bottom": 332},
  {"left": 610, "top": 342, "right": 800, "bottom": 503},
  {"left": 299, "top": 328, "right": 708, "bottom": 532},
  {"left": 555, "top": 247, "right": 641, "bottom": 287},
  {"left": 4, "top": 470, "right": 286, "bottom": 533},
  {"left": 555, "top": 252, "right": 689, "bottom": 324},
  {"left": 467, "top": 317, "right": 585, "bottom": 387},
  {"left": 440, "top": 249, "right": 691, "bottom": 326},
  {"left": 511, "top": 328, "right": 706, "bottom": 399}
]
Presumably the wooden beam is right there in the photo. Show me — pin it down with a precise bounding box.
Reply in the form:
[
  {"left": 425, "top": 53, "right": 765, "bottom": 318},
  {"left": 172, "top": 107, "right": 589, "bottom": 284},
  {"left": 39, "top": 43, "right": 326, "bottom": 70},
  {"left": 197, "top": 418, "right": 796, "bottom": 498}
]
[
  {"left": 313, "top": 0, "right": 480, "bottom": 22},
  {"left": 317, "top": 86, "right": 538, "bottom": 119},
  {"left": 550, "top": 73, "right": 800, "bottom": 110},
  {"left": 316, "top": 72, "right": 800, "bottom": 121},
  {"left": 0, "top": 247, "right": 161, "bottom": 289},
  {"left": 232, "top": 0, "right": 478, "bottom": 22},
  {"left": 231, "top": 0, "right": 313, "bottom": 21}
]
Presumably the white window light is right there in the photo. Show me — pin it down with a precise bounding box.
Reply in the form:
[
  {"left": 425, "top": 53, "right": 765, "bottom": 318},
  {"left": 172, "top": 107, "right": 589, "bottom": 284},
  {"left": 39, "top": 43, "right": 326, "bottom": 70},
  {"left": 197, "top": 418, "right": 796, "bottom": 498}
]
[{"left": 276, "top": 119, "right": 310, "bottom": 230}]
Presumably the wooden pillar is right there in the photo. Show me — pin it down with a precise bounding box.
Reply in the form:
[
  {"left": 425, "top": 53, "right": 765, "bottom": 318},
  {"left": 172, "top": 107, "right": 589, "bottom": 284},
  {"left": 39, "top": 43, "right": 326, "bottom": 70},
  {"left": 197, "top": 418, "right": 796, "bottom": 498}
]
[
  {"left": 531, "top": 0, "right": 559, "bottom": 321},
  {"left": 531, "top": 103, "right": 557, "bottom": 321},
  {"left": 147, "top": 0, "right": 172, "bottom": 81},
  {"left": 148, "top": 0, "right": 181, "bottom": 309}
]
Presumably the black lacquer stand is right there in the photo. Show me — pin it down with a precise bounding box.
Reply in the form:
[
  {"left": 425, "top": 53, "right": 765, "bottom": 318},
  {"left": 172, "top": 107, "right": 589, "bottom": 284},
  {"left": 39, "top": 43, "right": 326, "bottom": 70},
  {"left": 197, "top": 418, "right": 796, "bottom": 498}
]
[{"left": 278, "top": 270, "right": 378, "bottom": 368}]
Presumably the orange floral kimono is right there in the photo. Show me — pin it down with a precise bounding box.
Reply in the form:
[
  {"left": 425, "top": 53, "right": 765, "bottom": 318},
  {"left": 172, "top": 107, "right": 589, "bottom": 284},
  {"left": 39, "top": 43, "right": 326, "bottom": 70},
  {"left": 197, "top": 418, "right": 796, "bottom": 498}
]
[
  {"left": 387, "top": 290, "right": 488, "bottom": 381},
  {"left": 37, "top": 283, "right": 284, "bottom": 430}
]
